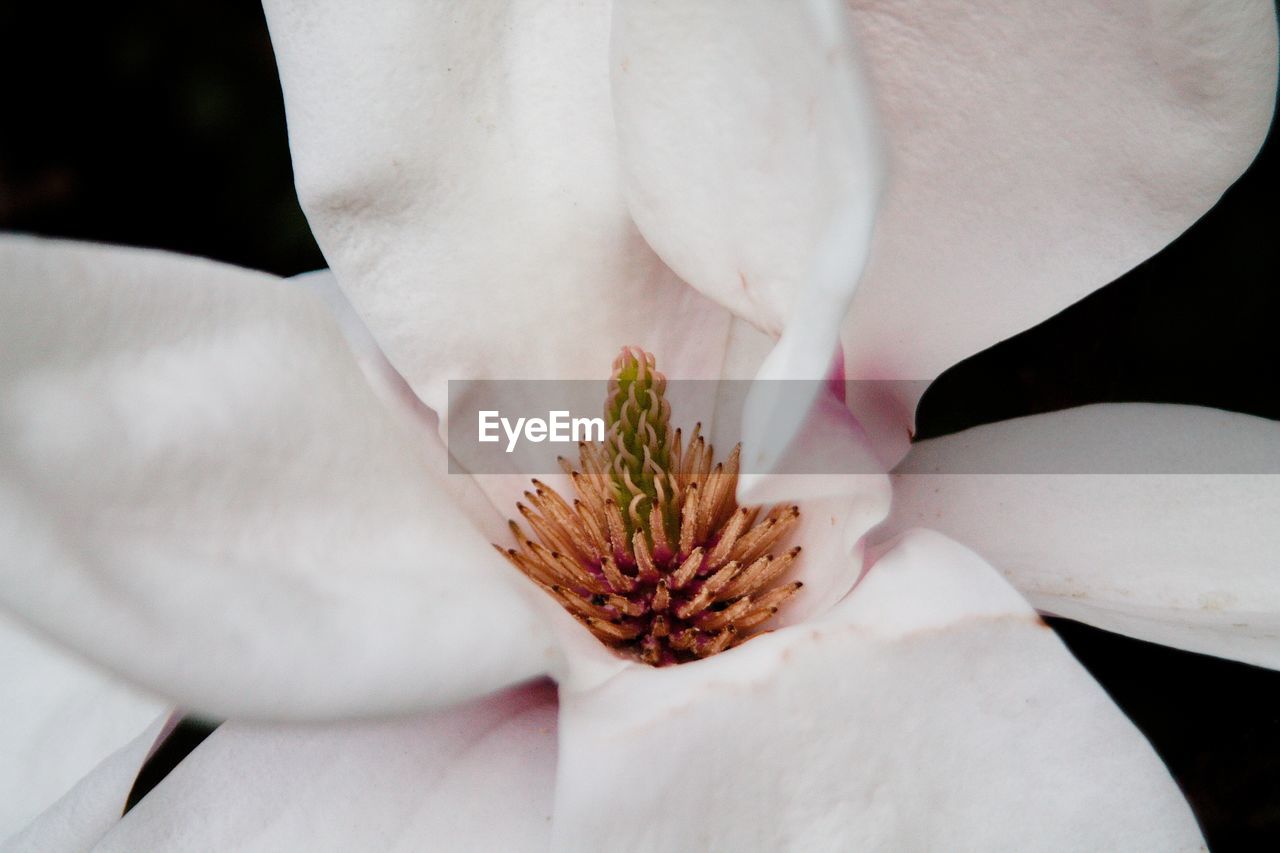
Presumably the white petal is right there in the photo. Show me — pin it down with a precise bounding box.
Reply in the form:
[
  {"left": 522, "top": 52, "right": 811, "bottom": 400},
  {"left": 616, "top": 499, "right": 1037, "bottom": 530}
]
[
  {"left": 882, "top": 403, "right": 1280, "bottom": 668},
  {"left": 0, "top": 613, "right": 165, "bottom": 837},
  {"left": 2, "top": 714, "right": 167, "bottom": 852},
  {"left": 97, "top": 682, "right": 558, "bottom": 852},
  {"left": 291, "top": 269, "right": 515, "bottom": 540},
  {"left": 611, "top": 0, "right": 880, "bottom": 337},
  {"left": 768, "top": 497, "right": 870, "bottom": 630},
  {"left": 612, "top": 1, "right": 886, "bottom": 476},
  {"left": 290, "top": 269, "right": 431, "bottom": 420},
  {"left": 552, "top": 529, "right": 1201, "bottom": 850},
  {"left": 841, "top": 0, "right": 1278, "bottom": 427},
  {"left": 736, "top": 380, "right": 891, "bottom": 506},
  {"left": 0, "top": 236, "right": 552, "bottom": 719},
  {"left": 262, "top": 0, "right": 731, "bottom": 421},
  {"left": 735, "top": 391, "right": 892, "bottom": 625}
]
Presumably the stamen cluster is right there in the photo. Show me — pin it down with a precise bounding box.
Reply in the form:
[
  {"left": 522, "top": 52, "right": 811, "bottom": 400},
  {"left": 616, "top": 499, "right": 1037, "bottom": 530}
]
[{"left": 497, "top": 347, "right": 802, "bottom": 665}]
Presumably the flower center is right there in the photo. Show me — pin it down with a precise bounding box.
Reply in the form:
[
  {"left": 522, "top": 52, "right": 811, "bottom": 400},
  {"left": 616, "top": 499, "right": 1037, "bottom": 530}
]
[{"left": 496, "top": 347, "right": 803, "bottom": 666}]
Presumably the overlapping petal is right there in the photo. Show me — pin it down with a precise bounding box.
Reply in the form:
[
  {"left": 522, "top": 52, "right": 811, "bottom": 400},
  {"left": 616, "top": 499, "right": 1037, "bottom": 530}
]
[
  {"left": 611, "top": 0, "right": 880, "bottom": 341},
  {"left": 0, "top": 236, "right": 552, "bottom": 720},
  {"left": 2, "top": 712, "right": 167, "bottom": 852},
  {"left": 551, "top": 529, "right": 1202, "bottom": 850},
  {"left": 0, "top": 613, "right": 164, "bottom": 838},
  {"left": 883, "top": 403, "right": 1280, "bottom": 668},
  {"left": 93, "top": 682, "right": 557, "bottom": 852},
  {"left": 841, "top": 0, "right": 1278, "bottom": 431},
  {"left": 261, "top": 0, "right": 730, "bottom": 421},
  {"left": 614, "top": 0, "right": 887, "bottom": 475},
  {"left": 262, "top": 0, "right": 902, "bottom": 490}
]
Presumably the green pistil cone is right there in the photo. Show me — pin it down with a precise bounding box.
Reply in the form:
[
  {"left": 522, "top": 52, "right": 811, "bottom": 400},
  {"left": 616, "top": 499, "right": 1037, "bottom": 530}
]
[{"left": 605, "top": 348, "right": 675, "bottom": 546}]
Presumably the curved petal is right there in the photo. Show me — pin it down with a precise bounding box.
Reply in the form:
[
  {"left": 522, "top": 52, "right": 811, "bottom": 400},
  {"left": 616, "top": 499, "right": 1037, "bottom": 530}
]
[
  {"left": 0, "top": 613, "right": 165, "bottom": 837},
  {"left": 768, "top": 497, "right": 870, "bottom": 630},
  {"left": 262, "top": 0, "right": 731, "bottom": 422},
  {"left": 3, "top": 713, "right": 167, "bottom": 852},
  {"left": 552, "top": 529, "right": 1201, "bottom": 850},
  {"left": 611, "top": 0, "right": 880, "bottom": 340},
  {"left": 290, "top": 269, "right": 433, "bottom": 422},
  {"left": 291, "top": 269, "right": 518, "bottom": 542},
  {"left": 0, "top": 236, "right": 553, "bottom": 720},
  {"left": 841, "top": 0, "right": 1278, "bottom": 428},
  {"left": 611, "top": 1, "right": 889, "bottom": 473},
  {"left": 95, "top": 681, "right": 557, "bottom": 852},
  {"left": 882, "top": 403, "right": 1280, "bottom": 668}
]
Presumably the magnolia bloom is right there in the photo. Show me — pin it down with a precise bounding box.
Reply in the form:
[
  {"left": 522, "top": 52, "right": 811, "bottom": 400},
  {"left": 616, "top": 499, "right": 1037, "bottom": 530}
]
[{"left": 3, "top": 0, "right": 1279, "bottom": 850}]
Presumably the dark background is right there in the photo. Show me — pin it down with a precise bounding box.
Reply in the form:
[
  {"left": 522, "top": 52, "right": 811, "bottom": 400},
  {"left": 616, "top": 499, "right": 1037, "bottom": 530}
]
[{"left": 2, "top": 2, "right": 1276, "bottom": 848}]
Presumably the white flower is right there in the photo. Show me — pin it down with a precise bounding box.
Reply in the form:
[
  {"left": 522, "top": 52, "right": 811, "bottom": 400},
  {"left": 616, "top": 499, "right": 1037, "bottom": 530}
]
[{"left": 2, "top": 1, "right": 1277, "bottom": 850}]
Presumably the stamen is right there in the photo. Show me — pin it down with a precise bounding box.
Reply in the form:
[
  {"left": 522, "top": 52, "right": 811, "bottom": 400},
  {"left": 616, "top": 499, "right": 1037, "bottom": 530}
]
[
  {"left": 677, "top": 483, "right": 700, "bottom": 556},
  {"left": 574, "top": 499, "right": 610, "bottom": 558},
  {"left": 495, "top": 347, "right": 805, "bottom": 665},
  {"left": 633, "top": 532, "right": 660, "bottom": 583},
  {"left": 732, "top": 506, "right": 800, "bottom": 564},
  {"left": 705, "top": 506, "right": 750, "bottom": 567},
  {"left": 696, "top": 596, "right": 754, "bottom": 632},
  {"left": 674, "top": 560, "right": 740, "bottom": 620},
  {"left": 670, "top": 547, "right": 704, "bottom": 590},
  {"left": 699, "top": 628, "right": 736, "bottom": 656},
  {"left": 651, "top": 581, "right": 671, "bottom": 613},
  {"left": 600, "top": 555, "right": 636, "bottom": 594},
  {"left": 604, "top": 500, "right": 629, "bottom": 563}
]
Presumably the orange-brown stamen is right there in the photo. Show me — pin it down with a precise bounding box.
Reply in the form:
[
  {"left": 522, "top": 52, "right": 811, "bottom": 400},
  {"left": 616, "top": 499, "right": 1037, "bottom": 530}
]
[{"left": 496, "top": 347, "right": 804, "bottom": 665}]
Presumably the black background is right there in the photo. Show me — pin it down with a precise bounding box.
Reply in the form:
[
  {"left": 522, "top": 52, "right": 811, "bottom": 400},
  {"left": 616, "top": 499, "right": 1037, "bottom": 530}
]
[{"left": 2, "top": 2, "right": 1276, "bottom": 847}]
